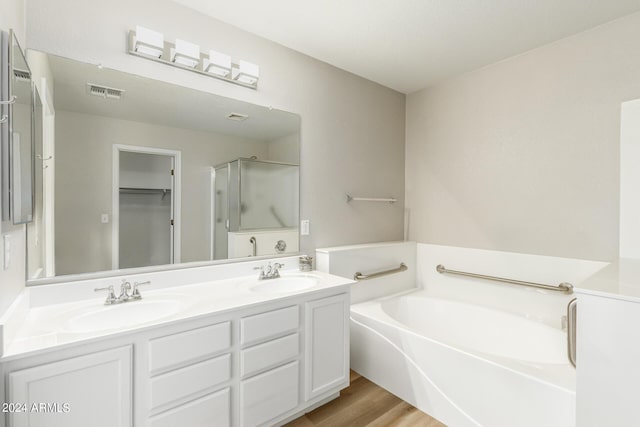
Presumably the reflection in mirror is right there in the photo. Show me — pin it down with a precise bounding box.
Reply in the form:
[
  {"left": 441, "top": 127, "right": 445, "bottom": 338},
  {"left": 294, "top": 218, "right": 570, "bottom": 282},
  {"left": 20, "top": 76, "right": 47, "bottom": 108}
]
[
  {"left": 214, "top": 158, "right": 299, "bottom": 259},
  {"left": 27, "top": 87, "right": 44, "bottom": 279},
  {"left": 26, "top": 51, "right": 300, "bottom": 281},
  {"left": 10, "top": 31, "right": 34, "bottom": 224}
]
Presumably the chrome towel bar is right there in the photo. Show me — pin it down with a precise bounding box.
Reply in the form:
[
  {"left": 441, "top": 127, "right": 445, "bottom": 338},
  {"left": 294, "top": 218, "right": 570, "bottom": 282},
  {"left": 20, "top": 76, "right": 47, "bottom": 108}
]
[
  {"left": 346, "top": 195, "right": 397, "bottom": 203},
  {"left": 354, "top": 263, "right": 407, "bottom": 281},
  {"left": 436, "top": 264, "right": 573, "bottom": 294}
]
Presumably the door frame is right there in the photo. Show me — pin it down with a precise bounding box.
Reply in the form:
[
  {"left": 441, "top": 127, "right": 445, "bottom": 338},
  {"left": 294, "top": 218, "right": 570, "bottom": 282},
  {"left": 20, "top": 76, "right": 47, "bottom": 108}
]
[
  {"left": 209, "top": 166, "right": 215, "bottom": 260},
  {"left": 41, "top": 78, "right": 55, "bottom": 277},
  {"left": 111, "top": 144, "right": 181, "bottom": 269}
]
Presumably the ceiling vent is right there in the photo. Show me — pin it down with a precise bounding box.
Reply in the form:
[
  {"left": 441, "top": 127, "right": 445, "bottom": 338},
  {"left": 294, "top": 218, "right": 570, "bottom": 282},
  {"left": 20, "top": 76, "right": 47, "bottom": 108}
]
[
  {"left": 13, "top": 69, "right": 31, "bottom": 82},
  {"left": 226, "top": 112, "right": 249, "bottom": 122},
  {"left": 87, "top": 83, "right": 125, "bottom": 100}
]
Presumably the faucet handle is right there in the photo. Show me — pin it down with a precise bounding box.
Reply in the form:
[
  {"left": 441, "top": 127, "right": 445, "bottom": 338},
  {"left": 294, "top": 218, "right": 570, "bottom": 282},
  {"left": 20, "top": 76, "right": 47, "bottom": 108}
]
[
  {"left": 253, "top": 265, "right": 266, "bottom": 279},
  {"left": 273, "top": 262, "right": 284, "bottom": 277},
  {"left": 131, "top": 281, "right": 151, "bottom": 300},
  {"left": 94, "top": 285, "right": 118, "bottom": 305}
]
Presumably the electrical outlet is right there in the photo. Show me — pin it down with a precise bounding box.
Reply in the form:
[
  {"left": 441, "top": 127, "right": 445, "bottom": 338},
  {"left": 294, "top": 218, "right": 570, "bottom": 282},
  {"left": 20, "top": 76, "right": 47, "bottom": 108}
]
[{"left": 301, "top": 220, "right": 310, "bottom": 235}]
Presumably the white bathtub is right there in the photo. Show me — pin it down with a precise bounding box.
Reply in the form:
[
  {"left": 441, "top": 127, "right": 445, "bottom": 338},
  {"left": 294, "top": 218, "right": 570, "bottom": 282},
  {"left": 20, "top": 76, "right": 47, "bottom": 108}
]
[{"left": 351, "top": 290, "right": 576, "bottom": 427}]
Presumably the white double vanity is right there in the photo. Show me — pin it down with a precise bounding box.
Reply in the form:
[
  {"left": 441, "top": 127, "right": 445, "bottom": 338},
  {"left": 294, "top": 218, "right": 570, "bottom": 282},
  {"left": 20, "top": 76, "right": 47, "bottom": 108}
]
[
  {"left": 0, "top": 258, "right": 352, "bottom": 427},
  {"left": 0, "top": 26, "right": 348, "bottom": 427}
]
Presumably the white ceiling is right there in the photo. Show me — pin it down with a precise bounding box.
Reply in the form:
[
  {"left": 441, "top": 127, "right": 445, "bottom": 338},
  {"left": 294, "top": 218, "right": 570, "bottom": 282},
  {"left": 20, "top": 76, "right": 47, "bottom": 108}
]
[
  {"left": 45, "top": 53, "right": 299, "bottom": 141},
  {"left": 172, "top": 0, "right": 640, "bottom": 93}
]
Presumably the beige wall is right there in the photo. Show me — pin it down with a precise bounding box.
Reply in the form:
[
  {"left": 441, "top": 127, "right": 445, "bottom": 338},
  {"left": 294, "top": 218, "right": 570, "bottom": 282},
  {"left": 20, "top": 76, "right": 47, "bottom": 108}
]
[
  {"left": 0, "top": 0, "right": 26, "bottom": 314},
  {"left": 268, "top": 133, "right": 300, "bottom": 164},
  {"left": 55, "top": 110, "right": 272, "bottom": 275},
  {"left": 26, "top": 0, "right": 406, "bottom": 260},
  {"left": 406, "top": 12, "right": 640, "bottom": 261}
]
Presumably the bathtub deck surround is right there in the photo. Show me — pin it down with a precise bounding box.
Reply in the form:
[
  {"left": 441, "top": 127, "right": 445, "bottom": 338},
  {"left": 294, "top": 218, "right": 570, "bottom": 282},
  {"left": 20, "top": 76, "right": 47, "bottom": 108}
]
[
  {"left": 317, "top": 241, "right": 610, "bottom": 427},
  {"left": 316, "top": 241, "right": 416, "bottom": 304},
  {"left": 0, "top": 259, "right": 353, "bottom": 427}
]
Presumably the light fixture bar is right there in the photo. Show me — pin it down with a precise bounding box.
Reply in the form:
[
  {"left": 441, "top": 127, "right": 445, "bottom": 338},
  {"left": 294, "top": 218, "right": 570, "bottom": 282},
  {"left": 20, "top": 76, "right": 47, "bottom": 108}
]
[{"left": 127, "top": 30, "right": 258, "bottom": 90}]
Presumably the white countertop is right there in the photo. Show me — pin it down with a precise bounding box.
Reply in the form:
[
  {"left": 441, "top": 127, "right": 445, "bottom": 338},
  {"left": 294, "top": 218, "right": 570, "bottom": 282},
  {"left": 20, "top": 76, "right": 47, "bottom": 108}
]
[
  {"left": 575, "top": 258, "right": 640, "bottom": 303},
  {"left": 2, "top": 270, "right": 353, "bottom": 360}
]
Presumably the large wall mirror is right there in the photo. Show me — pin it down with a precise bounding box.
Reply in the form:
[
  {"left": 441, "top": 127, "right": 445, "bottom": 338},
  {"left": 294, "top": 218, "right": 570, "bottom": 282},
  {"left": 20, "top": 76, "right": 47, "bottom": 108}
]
[
  {"left": 26, "top": 51, "right": 300, "bottom": 282},
  {"left": 1, "top": 30, "right": 35, "bottom": 225}
]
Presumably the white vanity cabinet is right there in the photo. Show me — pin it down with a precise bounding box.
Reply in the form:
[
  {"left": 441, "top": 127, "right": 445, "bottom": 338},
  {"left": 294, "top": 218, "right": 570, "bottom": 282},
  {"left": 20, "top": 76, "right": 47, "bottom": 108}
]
[
  {"left": 1, "top": 287, "right": 350, "bottom": 427},
  {"left": 239, "top": 306, "right": 301, "bottom": 426},
  {"left": 7, "top": 346, "right": 132, "bottom": 427},
  {"left": 304, "top": 294, "right": 350, "bottom": 400},
  {"left": 147, "top": 320, "right": 233, "bottom": 426}
]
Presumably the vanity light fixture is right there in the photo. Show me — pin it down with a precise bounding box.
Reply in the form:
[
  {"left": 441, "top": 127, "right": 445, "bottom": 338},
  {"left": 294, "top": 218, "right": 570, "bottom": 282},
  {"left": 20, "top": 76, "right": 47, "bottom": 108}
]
[
  {"left": 133, "top": 25, "right": 164, "bottom": 58},
  {"left": 127, "top": 28, "right": 259, "bottom": 89},
  {"left": 233, "top": 60, "right": 259, "bottom": 85},
  {"left": 171, "top": 39, "right": 201, "bottom": 68},
  {"left": 205, "top": 50, "right": 232, "bottom": 77}
]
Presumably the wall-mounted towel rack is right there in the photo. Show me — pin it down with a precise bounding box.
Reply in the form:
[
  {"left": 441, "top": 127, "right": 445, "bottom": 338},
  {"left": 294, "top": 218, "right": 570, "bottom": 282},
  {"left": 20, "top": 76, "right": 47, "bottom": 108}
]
[
  {"left": 354, "top": 263, "right": 407, "bottom": 281},
  {"left": 436, "top": 264, "right": 573, "bottom": 294},
  {"left": 346, "top": 195, "right": 397, "bottom": 203}
]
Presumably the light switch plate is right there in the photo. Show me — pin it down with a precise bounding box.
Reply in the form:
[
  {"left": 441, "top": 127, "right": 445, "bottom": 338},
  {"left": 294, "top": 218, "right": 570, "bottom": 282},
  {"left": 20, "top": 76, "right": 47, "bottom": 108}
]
[
  {"left": 300, "top": 220, "right": 310, "bottom": 236},
  {"left": 101, "top": 214, "right": 109, "bottom": 224}
]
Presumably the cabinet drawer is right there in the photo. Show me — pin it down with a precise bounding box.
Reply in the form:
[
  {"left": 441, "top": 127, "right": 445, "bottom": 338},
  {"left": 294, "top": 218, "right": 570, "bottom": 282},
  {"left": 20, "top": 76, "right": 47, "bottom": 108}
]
[
  {"left": 151, "top": 353, "right": 231, "bottom": 410},
  {"left": 240, "top": 361, "right": 299, "bottom": 427},
  {"left": 149, "top": 388, "right": 230, "bottom": 427},
  {"left": 241, "top": 333, "right": 299, "bottom": 378},
  {"left": 149, "top": 321, "right": 230, "bottom": 373},
  {"left": 241, "top": 305, "right": 299, "bottom": 345}
]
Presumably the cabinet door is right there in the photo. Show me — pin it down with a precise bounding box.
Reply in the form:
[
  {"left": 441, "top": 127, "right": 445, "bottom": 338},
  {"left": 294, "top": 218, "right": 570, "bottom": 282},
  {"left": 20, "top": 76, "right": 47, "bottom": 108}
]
[
  {"left": 240, "top": 361, "right": 299, "bottom": 427},
  {"left": 8, "top": 346, "right": 132, "bottom": 427},
  {"left": 304, "top": 293, "right": 349, "bottom": 400}
]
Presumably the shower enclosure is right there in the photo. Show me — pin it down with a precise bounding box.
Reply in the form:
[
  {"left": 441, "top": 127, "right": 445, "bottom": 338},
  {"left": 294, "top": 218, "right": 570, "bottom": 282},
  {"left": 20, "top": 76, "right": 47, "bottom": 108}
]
[{"left": 213, "top": 158, "right": 299, "bottom": 260}]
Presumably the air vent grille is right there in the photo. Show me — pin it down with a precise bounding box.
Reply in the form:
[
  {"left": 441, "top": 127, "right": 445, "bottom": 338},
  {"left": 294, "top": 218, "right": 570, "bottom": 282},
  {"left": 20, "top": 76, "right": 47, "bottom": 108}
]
[
  {"left": 87, "top": 83, "right": 125, "bottom": 100},
  {"left": 226, "top": 112, "right": 249, "bottom": 122},
  {"left": 13, "top": 69, "right": 31, "bottom": 81}
]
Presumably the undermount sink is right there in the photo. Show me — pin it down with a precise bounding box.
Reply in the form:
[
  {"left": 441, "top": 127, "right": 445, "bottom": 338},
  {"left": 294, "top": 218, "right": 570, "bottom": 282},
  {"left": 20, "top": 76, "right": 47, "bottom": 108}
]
[
  {"left": 249, "top": 276, "right": 318, "bottom": 293},
  {"left": 63, "top": 299, "right": 183, "bottom": 333}
]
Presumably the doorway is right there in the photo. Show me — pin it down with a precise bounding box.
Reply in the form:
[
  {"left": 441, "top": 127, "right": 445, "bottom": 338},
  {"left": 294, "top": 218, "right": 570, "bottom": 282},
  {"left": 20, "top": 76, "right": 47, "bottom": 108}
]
[{"left": 112, "top": 145, "right": 181, "bottom": 269}]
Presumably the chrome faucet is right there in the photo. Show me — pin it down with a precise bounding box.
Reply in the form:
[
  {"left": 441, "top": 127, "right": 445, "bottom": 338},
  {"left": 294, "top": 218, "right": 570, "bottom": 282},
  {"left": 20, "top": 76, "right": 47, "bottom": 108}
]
[
  {"left": 254, "top": 262, "right": 284, "bottom": 280},
  {"left": 94, "top": 279, "right": 151, "bottom": 305},
  {"left": 118, "top": 279, "right": 132, "bottom": 302},
  {"left": 94, "top": 285, "right": 119, "bottom": 305}
]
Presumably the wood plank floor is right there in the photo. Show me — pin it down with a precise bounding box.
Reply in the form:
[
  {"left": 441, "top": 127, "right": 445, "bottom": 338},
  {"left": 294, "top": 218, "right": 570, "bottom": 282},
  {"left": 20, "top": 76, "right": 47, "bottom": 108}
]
[{"left": 285, "top": 371, "right": 446, "bottom": 427}]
